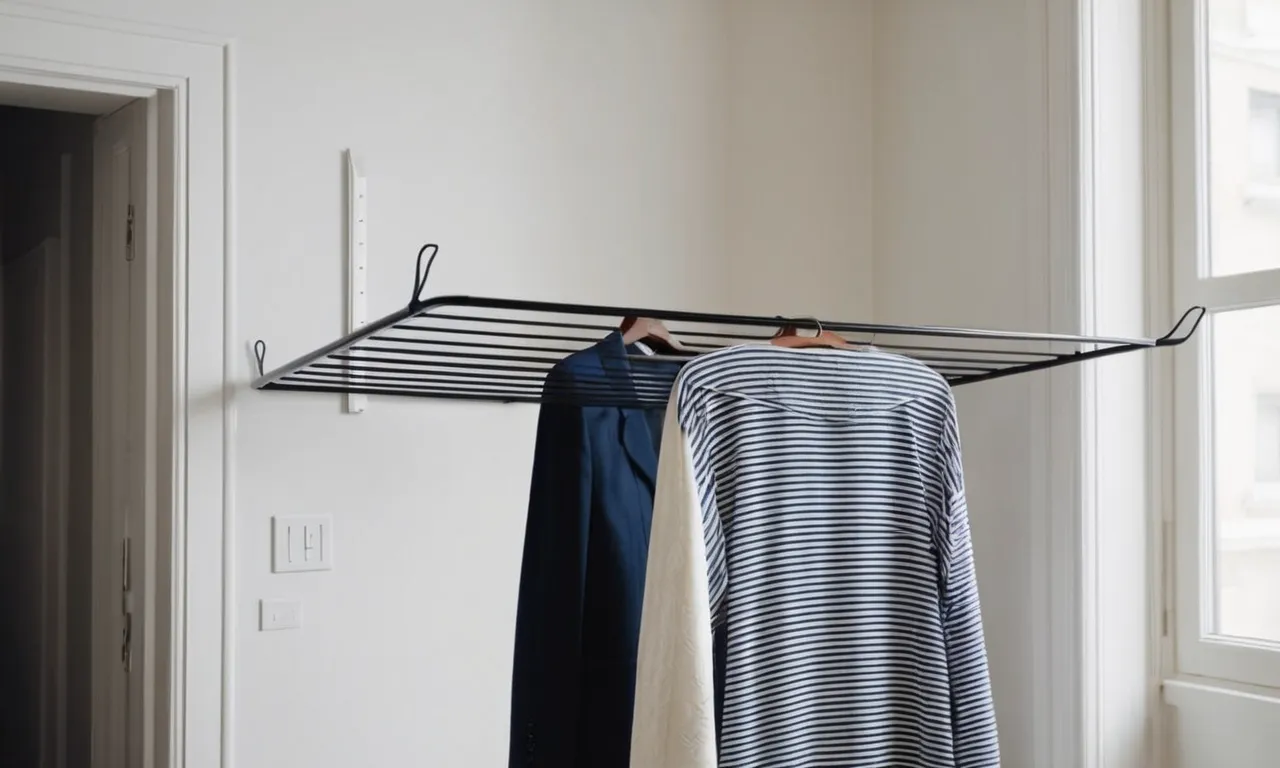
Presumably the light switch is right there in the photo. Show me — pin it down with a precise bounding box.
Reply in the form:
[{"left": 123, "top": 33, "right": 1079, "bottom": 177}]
[
  {"left": 272, "top": 515, "right": 334, "bottom": 573},
  {"left": 260, "top": 598, "right": 302, "bottom": 631}
]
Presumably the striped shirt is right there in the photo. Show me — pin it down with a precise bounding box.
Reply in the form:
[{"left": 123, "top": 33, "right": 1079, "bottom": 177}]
[{"left": 631, "top": 345, "right": 999, "bottom": 768}]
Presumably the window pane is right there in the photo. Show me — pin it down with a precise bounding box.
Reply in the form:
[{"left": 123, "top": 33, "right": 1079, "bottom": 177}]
[
  {"left": 1211, "top": 305, "right": 1280, "bottom": 642},
  {"left": 1207, "top": 0, "right": 1280, "bottom": 275},
  {"left": 1249, "top": 92, "right": 1280, "bottom": 179}
]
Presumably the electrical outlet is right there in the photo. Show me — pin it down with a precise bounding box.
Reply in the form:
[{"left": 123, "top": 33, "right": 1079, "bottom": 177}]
[
  {"left": 272, "top": 515, "right": 334, "bottom": 573},
  {"left": 259, "top": 599, "right": 302, "bottom": 631}
]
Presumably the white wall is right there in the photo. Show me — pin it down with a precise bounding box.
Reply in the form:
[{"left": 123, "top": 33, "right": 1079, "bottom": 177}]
[
  {"left": 725, "top": 0, "right": 874, "bottom": 319},
  {"left": 231, "top": 4, "right": 729, "bottom": 766},
  {"left": 874, "top": 3, "right": 1055, "bottom": 765},
  {"left": 12, "top": 0, "right": 1090, "bottom": 765},
  {"left": 873, "top": 5, "right": 1170, "bottom": 766},
  {"left": 13, "top": 1, "right": 877, "bottom": 766}
]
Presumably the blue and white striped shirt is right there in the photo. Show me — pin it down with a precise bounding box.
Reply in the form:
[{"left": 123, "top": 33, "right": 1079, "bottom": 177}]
[{"left": 631, "top": 345, "right": 999, "bottom": 768}]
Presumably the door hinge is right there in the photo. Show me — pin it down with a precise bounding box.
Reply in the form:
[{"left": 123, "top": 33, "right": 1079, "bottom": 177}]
[
  {"left": 121, "top": 537, "right": 133, "bottom": 672},
  {"left": 122, "top": 536, "right": 131, "bottom": 591},
  {"left": 125, "top": 203, "right": 135, "bottom": 262}
]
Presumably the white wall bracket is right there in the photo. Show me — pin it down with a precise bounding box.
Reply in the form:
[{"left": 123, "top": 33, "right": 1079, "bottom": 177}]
[{"left": 346, "top": 149, "right": 368, "bottom": 413}]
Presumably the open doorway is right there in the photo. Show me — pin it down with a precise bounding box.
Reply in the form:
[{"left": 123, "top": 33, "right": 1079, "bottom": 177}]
[
  {"left": 0, "top": 10, "right": 231, "bottom": 768},
  {"left": 1, "top": 90, "right": 153, "bottom": 768}
]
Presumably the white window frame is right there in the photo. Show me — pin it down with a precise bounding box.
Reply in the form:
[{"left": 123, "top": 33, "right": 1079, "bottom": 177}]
[{"left": 1171, "top": 0, "right": 1280, "bottom": 689}]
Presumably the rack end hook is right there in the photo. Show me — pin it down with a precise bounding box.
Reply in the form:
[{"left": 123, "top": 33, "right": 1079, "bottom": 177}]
[
  {"left": 412, "top": 243, "right": 441, "bottom": 307},
  {"left": 1157, "top": 305, "right": 1207, "bottom": 346},
  {"left": 253, "top": 340, "right": 267, "bottom": 378}
]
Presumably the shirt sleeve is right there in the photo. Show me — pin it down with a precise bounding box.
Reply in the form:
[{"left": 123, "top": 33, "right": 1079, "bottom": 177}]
[
  {"left": 630, "top": 386, "right": 719, "bottom": 768},
  {"left": 936, "top": 404, "right": 1001, "bottom": 767},
  {"left": 509, "top": 366, "right": 592, "bottom": 767}
]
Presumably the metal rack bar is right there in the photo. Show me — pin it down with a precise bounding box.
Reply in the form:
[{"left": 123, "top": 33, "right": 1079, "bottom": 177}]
[{"left": 250, "top": 244, "right": 1207, "bottom": 407}]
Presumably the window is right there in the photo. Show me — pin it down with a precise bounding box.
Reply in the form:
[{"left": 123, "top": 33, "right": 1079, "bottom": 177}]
[
  {"left": 1203, "top": 307, "right": 1280, "bottom": 649},
  {"left": 1247, "top": 0, "right": 1280, "bottom": 40},
  {"left": 1254, "top": 394, "right": 1280, "bottom": 484},
  {"left": 1249, "top": 91, "right": 1280, "bottom": 182},
  {"left": 1174, "top": 0, "right": 1280, "bottom": 686}
]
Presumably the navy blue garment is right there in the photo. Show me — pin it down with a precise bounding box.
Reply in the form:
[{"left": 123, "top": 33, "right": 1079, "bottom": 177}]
[{"left": 509, "top": 332, "right": 677, "bottom": 768}]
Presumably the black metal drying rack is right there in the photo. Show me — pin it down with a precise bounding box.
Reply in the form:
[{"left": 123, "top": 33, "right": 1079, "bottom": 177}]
[{"left": 251, "top": 244, "right": 1206, "bottom": 407}]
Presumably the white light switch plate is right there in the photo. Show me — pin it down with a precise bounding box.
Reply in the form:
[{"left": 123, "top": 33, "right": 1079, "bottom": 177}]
[
  {"left": 272, "top": 515, "right": 334, "bottom": 573},
  {"left": 260, "top": 599, "right": 302, "bottom": 631}
]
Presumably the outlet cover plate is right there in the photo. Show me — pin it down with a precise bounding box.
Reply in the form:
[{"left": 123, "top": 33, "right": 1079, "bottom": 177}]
[{"left": 260, "top": 598, "right": 302, "bottom": 631}]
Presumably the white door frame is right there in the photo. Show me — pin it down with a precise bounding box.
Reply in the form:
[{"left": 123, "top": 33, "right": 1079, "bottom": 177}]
[
  {"left": 94, "top": 95, "right": 159, "bottom": 768},
  {"left": 0, "top": 4, "right": 234, "bottom": 767}
]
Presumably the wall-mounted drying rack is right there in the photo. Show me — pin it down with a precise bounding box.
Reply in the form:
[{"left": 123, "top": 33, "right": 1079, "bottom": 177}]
[{"left": 251, "top": 244, "right": 1206, "bottom": 408}]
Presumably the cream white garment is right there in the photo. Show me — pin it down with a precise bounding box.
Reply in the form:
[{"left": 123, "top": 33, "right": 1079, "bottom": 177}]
[{"left": 629, "top": 385, "right": 718, "bottom": 768}]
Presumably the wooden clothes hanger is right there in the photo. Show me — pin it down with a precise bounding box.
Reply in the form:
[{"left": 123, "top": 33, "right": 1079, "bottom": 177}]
[
  {"left": 771, "top": 317, "right": 857, "bottom": 349},
  {"left": 620, "top": 316, "right": 691, "bottom": 355}
]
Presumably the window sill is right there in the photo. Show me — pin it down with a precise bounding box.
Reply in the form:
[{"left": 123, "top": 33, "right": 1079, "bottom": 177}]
[
  {"left": 1163, "top": 675, "right": 1280, "bottom": 712},
  {"left": 1165, "top": 676, "right": 1280, "bottom": 766}
]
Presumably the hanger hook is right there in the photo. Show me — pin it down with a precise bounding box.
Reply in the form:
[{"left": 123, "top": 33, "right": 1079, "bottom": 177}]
[
  {"left": 253, "top": 340, "right": 267, "bottom": 378},
  {"left": 774, "top": 315, "right": 824, "bottom": 337},
  {"left": 411, "top": 243, "right": 441, "bottom": 307},
  {"left": 797, "top": 315, "right": 823, "bottom": 335}
]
